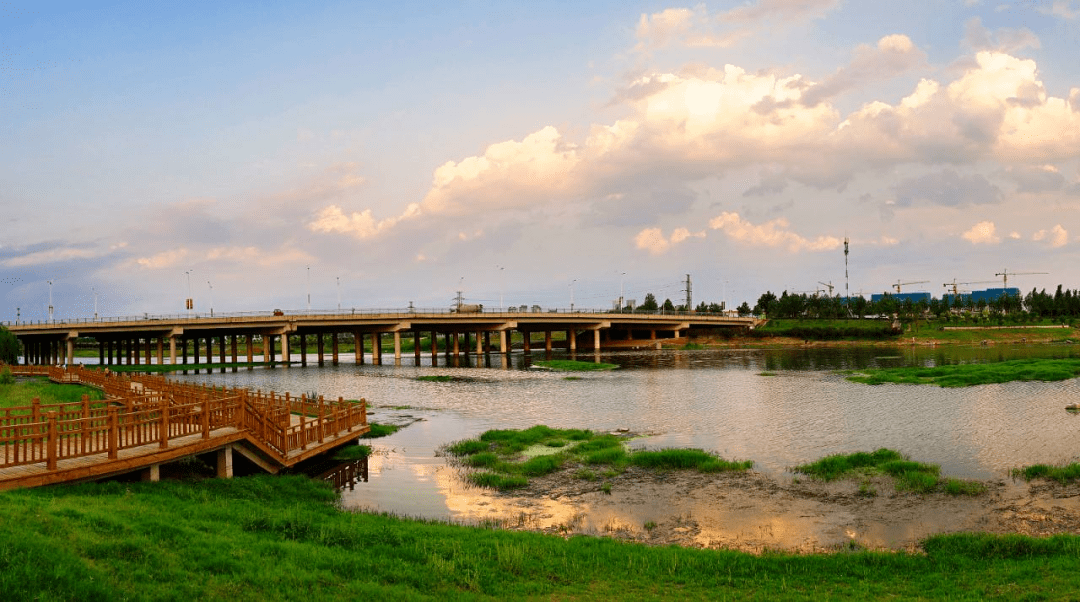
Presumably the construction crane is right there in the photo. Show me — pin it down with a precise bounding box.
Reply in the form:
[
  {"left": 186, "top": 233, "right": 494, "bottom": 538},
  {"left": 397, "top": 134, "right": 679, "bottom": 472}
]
[
  {"left": 817, "top": 281, "right": 835, "bottom": 296},
  {"left": 943, "top": 279, "right": 997, "bottom": 296},
  {"left": 994, "top": 270, "right": 1048, "bottom": 290},
  {"left": 893, "top": 280, "right": 928, "bottom": 294}
]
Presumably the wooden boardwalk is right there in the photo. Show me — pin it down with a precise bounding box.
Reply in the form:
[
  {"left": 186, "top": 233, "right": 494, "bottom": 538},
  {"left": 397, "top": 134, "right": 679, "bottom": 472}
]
[{"left": 0, "top": 366, "right": 369, "bottom": 490}]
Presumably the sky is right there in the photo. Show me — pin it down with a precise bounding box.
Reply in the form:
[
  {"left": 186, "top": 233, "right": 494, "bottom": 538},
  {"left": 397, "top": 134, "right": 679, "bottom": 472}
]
[{"left": 3, "top": 0, "right": 1080, "bottom": 322}]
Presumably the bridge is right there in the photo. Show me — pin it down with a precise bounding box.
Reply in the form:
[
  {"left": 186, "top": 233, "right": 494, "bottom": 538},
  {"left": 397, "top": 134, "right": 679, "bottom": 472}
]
[
  {"left": 0, "top": 365, "right": 369, "bottom": 490},
  {"left": 5, "top": 309, "right": 761, "bottom": 368}
]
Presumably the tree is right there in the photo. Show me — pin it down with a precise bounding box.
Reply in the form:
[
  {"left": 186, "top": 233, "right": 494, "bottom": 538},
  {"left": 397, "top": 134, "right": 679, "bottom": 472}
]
[
  {"left": 755, "top": 291, "right": 777, "bottom": 316},
  {"left": 640, "top": 293, "right": 659, "bottom": 312},
  {"left": 737, "top": 301, "right": 751, "bottom": 316},
  {"left": 0, "top": 326, "right": 19, "bottom": 365},
  {"left": 662, "top": 298, "right": 675, "bottom": 312}
]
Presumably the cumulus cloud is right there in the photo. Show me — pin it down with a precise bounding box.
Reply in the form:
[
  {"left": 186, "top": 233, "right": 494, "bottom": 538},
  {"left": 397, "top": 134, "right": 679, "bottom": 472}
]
[
  {"left": 308, "top": 203, "right": 421, "bottom": 239},
  {"left": 636, "top": 0, "right": 839, "bottom": 50},
  {"left": 136, "top": 248, "right": 190, "bottom": 270},
  {"left": 802, "top": 34, "right": 927, "bottom": 106},
  {"left": 708, "top": 212, "right": 841, "bottom": 252},
  {"left": 2, "top": 242, "right": 128, "bottom": 268},
  {"left": 1041, "top": 1, "right": 1080, "bottom": 19},
  {"left": 1033, "top": 224, "right": 1069, "bottom": 247},
  {"left": 1003, "top": 164, "right": 1065, "bottom": 193},
  {"left": 634, "top": 226, "right": 705, "bottom": 254},
  {"left": 963, "top": 17, "right": 1040, "bottom": 53},
  {"left": 962, "top": 221, "right": 1001, "bottom": 244}
]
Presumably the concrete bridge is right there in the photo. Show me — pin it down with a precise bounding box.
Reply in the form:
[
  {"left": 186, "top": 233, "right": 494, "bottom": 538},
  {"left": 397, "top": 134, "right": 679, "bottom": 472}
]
[{"left": 5, "top": 309, "right": 760, "bottom": 367}]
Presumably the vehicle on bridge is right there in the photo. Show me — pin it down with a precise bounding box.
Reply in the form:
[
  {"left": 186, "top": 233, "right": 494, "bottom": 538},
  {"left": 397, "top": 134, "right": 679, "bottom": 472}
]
[{"left": 451, "top": 303, "right": 484, "bottom": 313}]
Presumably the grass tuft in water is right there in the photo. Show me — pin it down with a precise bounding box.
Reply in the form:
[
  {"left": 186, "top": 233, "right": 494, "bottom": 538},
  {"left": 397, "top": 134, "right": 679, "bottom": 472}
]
[
  {"left": 796, "top": 449, "right": 982, "bottom": 495},
  {"left": 847, "top": 358, "right": 1080, "bottom": 388},
  {"left": 360, "top": 423, "right": 400, "bottom": 439},
  {"left": 332, "top": 444, "right": 372, "bottom": 461},
  {"left": 1012, "top": 463, "right": 1080, "bottom": 484},
  {"left": 532, "top": 360, "right": 619, "bottom": 371}
]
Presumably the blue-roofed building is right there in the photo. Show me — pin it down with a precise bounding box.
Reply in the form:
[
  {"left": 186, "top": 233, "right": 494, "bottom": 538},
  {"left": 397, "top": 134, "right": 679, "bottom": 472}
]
[{"left": 870, "top": 292, "right": 932, "bottom": 304}]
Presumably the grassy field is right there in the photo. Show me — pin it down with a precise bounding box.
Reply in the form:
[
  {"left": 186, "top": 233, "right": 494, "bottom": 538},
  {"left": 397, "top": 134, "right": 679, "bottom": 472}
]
[
  {"left": 3, "top": 476, "right": 1080, "bottom": 600},
  {"left": 0, "top": 377, "right": 106, "bottom": 409},
  {"left": 846, "top": 358, "right": 1080, "bottom": 387},
  {"left": 446, "top": 426, "right": 751, "bottom": 491},
  {"left": 794, "top": 449, "right": 986, "bottom": 495}
]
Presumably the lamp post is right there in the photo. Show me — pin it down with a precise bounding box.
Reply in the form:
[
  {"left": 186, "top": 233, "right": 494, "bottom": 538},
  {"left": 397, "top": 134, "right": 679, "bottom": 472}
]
[
  {"left": 207, "top": 281, "right": 214, "bottom": 317},
  {"left": 184, "top": 270, "right": 192, "bottom": 316},
  {"left": 306, "top": 266, "right": 311, "bottom": 311},
  {"left": 92, "top": 287, "right": 98, "bottom": 321},
  {"left": 336, "top": 276, "right": 341, "bottom": 311},
  {"left": 620, "top": 271, "right": 626, "bottom": 312},
  {"left": 47, "top": 280, "right": 54, "bottom": 323},
  {"left": 569, "top": 279, "right": 576, "bottom": 312}
]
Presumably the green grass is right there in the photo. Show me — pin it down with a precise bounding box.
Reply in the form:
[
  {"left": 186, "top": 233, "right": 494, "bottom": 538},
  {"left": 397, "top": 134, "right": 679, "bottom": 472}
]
[
  {"left": 532, "top": 359, "right": 619, "bottom": 371},
  {"left": 0, "top": 377, "right": 106, "bottom": 409},
  {"left": 331, "top": 444, "right": 372, "bottom": 461},
  {"left": 446, "top": 426, "right": 751, "bottom": 491},
  {"left": 359, "top": 423, "right": 400, "bottom": 439},
  {"left": 795, "top": 449, "right": 984, "bottom": 495},
  {"left": 846, "top": 358, "right": 1080, "bottom": 387},
  {"left": 1012, "top": 463, "right": 1080, "bottom": 484},
  {"left": 4, "top": 477, "right": 1080, "bottom": 600}
]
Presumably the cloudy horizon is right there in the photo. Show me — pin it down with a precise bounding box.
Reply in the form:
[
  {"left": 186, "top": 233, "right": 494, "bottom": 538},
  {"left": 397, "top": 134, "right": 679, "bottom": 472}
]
[{"left": 4, "top": 1, "right": 1080, "bottom": 322}]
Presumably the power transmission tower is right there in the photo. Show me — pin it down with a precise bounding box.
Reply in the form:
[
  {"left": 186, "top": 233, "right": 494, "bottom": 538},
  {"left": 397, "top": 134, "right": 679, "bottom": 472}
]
[
  {"left": 684, "top": 274, "right": 692, "bottom": 311},
  {"left": 844, "top": 237, "right": 849, "bottom": 299}
]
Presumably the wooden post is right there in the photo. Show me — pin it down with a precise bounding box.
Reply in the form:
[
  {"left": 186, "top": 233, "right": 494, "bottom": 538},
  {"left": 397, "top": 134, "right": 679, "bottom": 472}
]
[
  {"left": 201, "top": 395, "right": 210, "bottom": 439},
  {"left": 31, "top": 397, "right": 40, "bottom": 423},
  {"left": 108, "top": 408, "right": 118, "bottom": 459},
  {"left": 46, "top": 412, "right": 58, "bottom": 470},
  {"left": 298, "top": 411, "right": 306, "bottom": 450},
  {"left": 160, "top": 398, "right": 169, "bottom": 449},
  {"left": 318, "top": 395, "right": 325, "bottom": 443}
]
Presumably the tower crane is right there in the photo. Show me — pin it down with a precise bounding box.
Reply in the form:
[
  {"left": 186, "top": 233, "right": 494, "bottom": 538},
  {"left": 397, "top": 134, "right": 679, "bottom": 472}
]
[
  {"left": 994, "top": 270, "right": 1048, "bottom": 290},
  {"left": 893, "top": 280, "right": 929, "bottom": 294},
  {"left": 817, "top": 281, "right": 835, "bottom": 296},
  {"left": 943, "top": 279, "right": 997, "bottom": 296}
]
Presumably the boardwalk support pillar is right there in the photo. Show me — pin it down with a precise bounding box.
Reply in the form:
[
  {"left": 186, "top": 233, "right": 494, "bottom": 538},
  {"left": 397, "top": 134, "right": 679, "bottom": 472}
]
[{"left": 216, "top": 445, "right": 233, "bottom": 478}]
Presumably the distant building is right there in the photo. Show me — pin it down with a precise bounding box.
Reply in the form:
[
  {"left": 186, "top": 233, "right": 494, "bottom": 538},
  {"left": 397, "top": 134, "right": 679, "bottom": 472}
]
[
  {"left": 943, "top": 288, "right": 1020, "bottom": 305},
  {"left": 870, "top": 292, "right": 931, "bottom": 304}
]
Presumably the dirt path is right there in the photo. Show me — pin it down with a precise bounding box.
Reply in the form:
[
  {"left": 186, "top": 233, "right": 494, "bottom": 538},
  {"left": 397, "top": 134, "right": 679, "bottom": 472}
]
[{"left": 479, "top": 466, "right": 1080, "bottom": 553}]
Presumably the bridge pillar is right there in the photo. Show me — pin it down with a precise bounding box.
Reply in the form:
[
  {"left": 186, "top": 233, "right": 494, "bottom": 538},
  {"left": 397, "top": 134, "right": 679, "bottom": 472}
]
[
  {"left": 568, "top": 330, "right": 576, "bottom": 351},
  {"left": 317, "top": 333, "right": 325, "bottom": 366},
  {"left": 146, "top": 338, "right": 152, "bottom": 366},
  {"left": 674, "top": 329, "right": 681, "bottom": 338},
  {"left": 280, "top": 334, "right": 289, "bottom": 366},
  {"left": 246, "top": 335, "right": 253, "bottom": 369},
  {"left": 500, "top": 330, "right": 508, "bottom": 354},
  {"left": 65, "top": 337, "right": 74, "bottom": 367},
  {"left": 219, "top": 336, "right": 226, "bottom": 372},
  {"left": 354, "top": 331, "right": 364, "bottom": 365},
  {"left": 98, "top": 340, "right": 105, "bottom": 365},
  {"left": 478, "top": 332, "right": 485, "bottom": 355},
  {"left": 142, "top": 463, "right": 160, "bottom": 482},
  {"left": 216, "top": 445, "right": 233, "bottom": 479},
  {"left": 181, "top": 338, "right": 188, "bottom": 373},
  {"left": 452, "top": 332, "right": 459, "bottom": 356},
  {"left": 545, "top": 331, "right": 552, "bottom": 352},
  {"left": 300, "top": 334, "right": 308, "bottom": 367},
  {"left": 443, "top": 333, "right": 451, "bottom": 358},
  {"left": 133, "top": 338, "right": 141, "bottom": 366},
  {"left": 231, "top": 335, "right": 238, "bottom": 372},
  {"left": 157, "top": 337, "right": 164, "bottom": 365},
  {"left": 332, "top": 333, "right": 339, "bottom": 365},
  {"left": 373, "top": 333, "right": 382, "bottom": 365},
  {"left": 522, "top": 331, "right": 531, "bottom": 353},
  {"left": 414, "top": 331, "right": 422, "bottom": 364},
  {"left": 594, "top": 329, "right": 601, "bottom": 351},
  {"left": 169, "top": 335, "right": 177, "bottom": 365},
  {"left": 431, "top": 331, "right": 439, "bottom": 366},
  {"left": 394, "top": 331, "right": 402, "bottom": 360}
]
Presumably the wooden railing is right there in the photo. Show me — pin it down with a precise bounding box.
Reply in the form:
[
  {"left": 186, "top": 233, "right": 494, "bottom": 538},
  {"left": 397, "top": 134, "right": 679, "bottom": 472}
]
[{"left": 0, "top": 366, "right": 367, "bottom": 472}]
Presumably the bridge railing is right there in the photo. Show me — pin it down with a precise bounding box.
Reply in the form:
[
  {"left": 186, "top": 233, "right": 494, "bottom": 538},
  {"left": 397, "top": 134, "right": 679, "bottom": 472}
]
[
  {"left": 0, "top": 367, "right": 368, "bottom": 473},
  {"left": 2, "top": 305, "right": 757, "bottom": 328}
]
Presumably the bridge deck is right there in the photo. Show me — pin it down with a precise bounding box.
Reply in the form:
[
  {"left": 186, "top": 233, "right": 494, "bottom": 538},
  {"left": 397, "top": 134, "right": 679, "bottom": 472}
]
[{"left": 0, "top": 366, "right": 369, "bottom": 490}]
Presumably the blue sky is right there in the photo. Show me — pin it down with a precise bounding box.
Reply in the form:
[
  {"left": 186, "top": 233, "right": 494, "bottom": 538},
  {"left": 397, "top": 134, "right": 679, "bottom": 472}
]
[{"left": 3, "top": 1, "right": 1080, "bottom": 321}]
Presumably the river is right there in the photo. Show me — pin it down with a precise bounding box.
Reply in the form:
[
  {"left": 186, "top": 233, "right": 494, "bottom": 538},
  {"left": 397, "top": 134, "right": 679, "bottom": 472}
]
[{"left": 154, "top": 343, "right": 1080, "bottom": 526}]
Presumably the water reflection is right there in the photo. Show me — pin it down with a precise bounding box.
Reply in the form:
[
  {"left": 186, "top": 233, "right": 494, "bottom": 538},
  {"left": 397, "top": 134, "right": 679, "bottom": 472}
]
[{"left": 171, "top": 345, "right": 1080, "bottom": 535}]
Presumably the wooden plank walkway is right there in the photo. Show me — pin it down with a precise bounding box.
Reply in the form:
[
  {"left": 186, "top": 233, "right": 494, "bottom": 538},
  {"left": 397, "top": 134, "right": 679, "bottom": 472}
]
[{"left": 0, "top": 365, "right": 369, "bottom": 490}]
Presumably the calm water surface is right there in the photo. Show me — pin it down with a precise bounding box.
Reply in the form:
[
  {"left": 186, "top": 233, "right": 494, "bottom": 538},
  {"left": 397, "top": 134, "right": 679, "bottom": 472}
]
[{"left": 168, "top": 345, "right": 1080, "bottom": 521}]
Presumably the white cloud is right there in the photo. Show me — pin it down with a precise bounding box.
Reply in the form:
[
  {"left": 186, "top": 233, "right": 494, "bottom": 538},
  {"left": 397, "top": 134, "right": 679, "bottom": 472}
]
[
  {"left": 708, "top": 212, "right": 841, "bottom": 252},
  {"left": 963, "top": 17, "right": 1040, "bottom": 53},
  {"left": 961, "top": 221, "right": 1001, "bottom": 245},
  {"left": 136, "top": 248, "right": 190, "bottom": 269},
  {"left": 2, "top": 247, "right": 103, "bottom": 267},
  {"left": 802, "top": 34, "right": 927, "bottom": 106},
  {"left": 1033, "top": 224, "right": 1069, "bottom": 247},
  {"left": 308, "top": 203, "right": 421, "bottom": 239},
  {"left": 635, "top": 0, "right": 839, "bottom": 50},
  {"left": 634, "top": 227, "right": 705, "bottom": 254},
  {"left": 1041, "top": 1, "right": 1080, "bottom": 19}
]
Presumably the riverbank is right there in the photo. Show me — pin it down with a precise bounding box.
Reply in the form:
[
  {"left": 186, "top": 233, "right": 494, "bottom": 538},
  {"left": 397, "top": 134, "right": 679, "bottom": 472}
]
[{"left": 4, "top": 476, "right": 1080, "bottom": 600}]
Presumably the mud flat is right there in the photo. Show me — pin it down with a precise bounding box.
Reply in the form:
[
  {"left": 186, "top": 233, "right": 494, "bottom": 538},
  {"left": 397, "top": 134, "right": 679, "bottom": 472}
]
[{"left": 472, "top": 465, "right": 1080, "bottom": 553}]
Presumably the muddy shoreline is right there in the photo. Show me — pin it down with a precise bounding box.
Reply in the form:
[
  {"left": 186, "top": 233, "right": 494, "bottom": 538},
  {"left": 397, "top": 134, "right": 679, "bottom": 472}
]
[{"left": 470, "top": 464, "right": 1080, "bottom": 553}]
